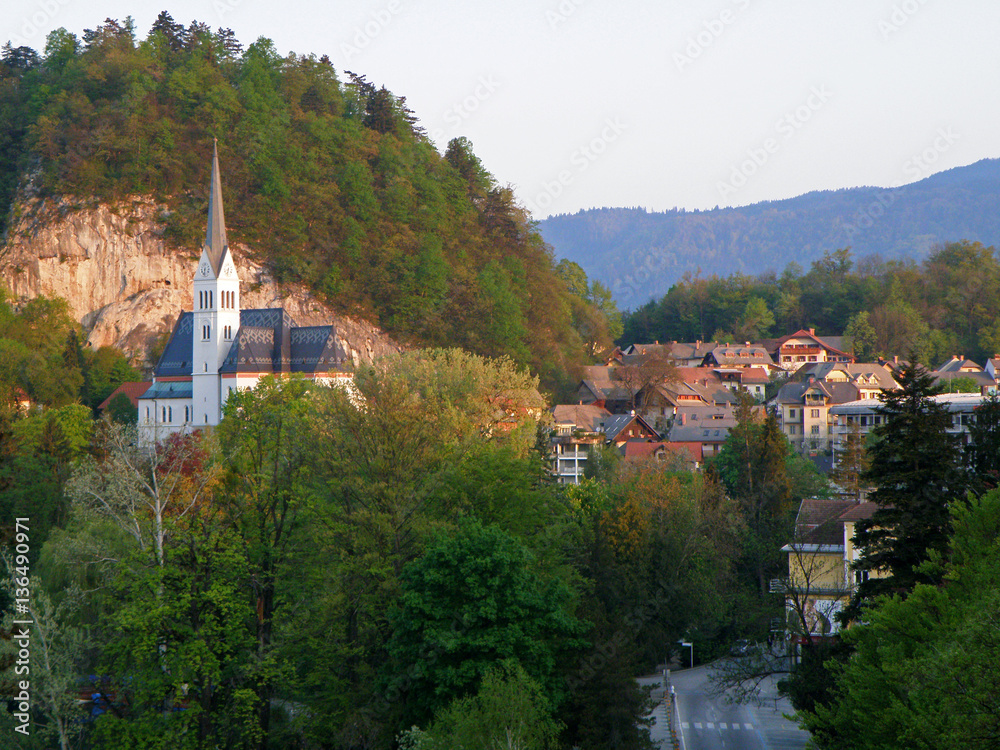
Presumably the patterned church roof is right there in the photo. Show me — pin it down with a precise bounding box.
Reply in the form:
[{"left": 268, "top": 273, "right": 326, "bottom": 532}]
[{"left": 154, "top": 308, "right": 351, "bottom": 378}]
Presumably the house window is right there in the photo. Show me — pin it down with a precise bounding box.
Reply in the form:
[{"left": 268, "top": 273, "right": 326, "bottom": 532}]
[
  {"left": 810, "top": 409, "right": 820, "bottom": 418},
  {"left": 811, "top": 425, "right": 820, "bottom": 435},
  {"left": 789, "top": 408, "right": 796, "bottom": 419},
  {"left": 788, "top": 425, "right": 796, "bottom": 435},
  {"left": 860, "top": 416, "right": 868, "bottom": 426},
  {"left": 855, "top": 570, "right": 869, "bottom": 586}
]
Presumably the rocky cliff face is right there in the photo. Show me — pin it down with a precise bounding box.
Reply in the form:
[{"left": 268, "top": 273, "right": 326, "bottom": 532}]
[{"left": 0, "top": 195, "right": 402, "bottom": 367}]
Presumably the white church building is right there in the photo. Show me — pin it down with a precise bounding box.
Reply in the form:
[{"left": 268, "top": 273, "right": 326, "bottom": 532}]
[{"left": 137, "top": 142, "right": 352, "bottom": 444}]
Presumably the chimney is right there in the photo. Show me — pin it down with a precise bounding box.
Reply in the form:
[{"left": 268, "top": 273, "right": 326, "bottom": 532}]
[
  {"left": 696, "top": 340, "right": 702, "bottom": 348},
  {"left": 654, "top": 340, "right": 659, "bottom": 345},
  {"left": 809, "top": 328, "right": 815, "bottom": 336}
]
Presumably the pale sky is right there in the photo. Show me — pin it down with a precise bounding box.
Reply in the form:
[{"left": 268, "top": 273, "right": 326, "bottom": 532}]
[{"left": 4, "top": 1, "right": 999, "bottom": 219}]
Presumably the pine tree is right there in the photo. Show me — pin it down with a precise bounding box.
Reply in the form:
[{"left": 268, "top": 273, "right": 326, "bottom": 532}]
[{"left": 849, "top": 361, "right": 965, "bottom": 612}]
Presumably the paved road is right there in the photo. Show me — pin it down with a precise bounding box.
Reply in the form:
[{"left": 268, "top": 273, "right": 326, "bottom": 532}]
[{"left": 642, "top": 664, "right": 811, "bottom": 750}]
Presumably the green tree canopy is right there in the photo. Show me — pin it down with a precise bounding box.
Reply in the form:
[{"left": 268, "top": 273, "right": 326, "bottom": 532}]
[{"left": 383, "top": 521, "right": 588, "bottom": 728}]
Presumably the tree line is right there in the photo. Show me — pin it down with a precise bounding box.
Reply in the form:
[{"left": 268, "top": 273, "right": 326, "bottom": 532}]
[{"left": 622, "top": 242, "right": 1000, "bottom": 367}]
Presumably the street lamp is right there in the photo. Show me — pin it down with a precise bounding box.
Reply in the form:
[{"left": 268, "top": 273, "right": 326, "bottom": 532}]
[{"left": 678, "top": 640, "right": 693, "bottom": 669}]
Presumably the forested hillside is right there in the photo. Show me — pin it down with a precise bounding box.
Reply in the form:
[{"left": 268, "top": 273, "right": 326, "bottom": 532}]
[
  {"left": 0, "top": 15, "right": 617, "bottom": 392},
  {"left": 622, "top": 242, "right": 1000, "bottom": 367},
  {"left": 539, "top": 159, "right": 1000, "bottom": 309}
]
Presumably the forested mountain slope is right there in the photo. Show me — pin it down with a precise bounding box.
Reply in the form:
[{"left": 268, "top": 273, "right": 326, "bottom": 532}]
[
  {"left": 0, "top": 15, "right": 615, "bottom": 391},
  {"left": 539, "top": 159, "right": 1000, "bottom": 309}
]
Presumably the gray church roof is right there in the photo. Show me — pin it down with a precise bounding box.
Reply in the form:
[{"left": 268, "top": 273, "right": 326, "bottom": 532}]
[
  {"left": 154, "top": 308, "right": 351, "bottom": 378},
  {"left": 141, "top": 381, "right": 193, "bottom": 400},
  {"left": 155, "top": 312, "right": 195, "bottom": 377}
]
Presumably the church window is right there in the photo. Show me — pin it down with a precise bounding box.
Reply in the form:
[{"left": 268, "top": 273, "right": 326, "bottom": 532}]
[
  {"left": 168, "top": 406, "right": 173, "bottom": 422},
  {"left": 204, "top": 363, "right": 208, "bottom": 372},
  {"left": 145, "top": 406, "right": 149, "bottom": 422},
  {"left": 161, "top": 406, "right": 166, "bottom": 422},
  {"left": 184, "top": 405, "right": 191, "bottom": 422},
  {"left": 203, "top": 324, "right": 210, "bottom": 340}
]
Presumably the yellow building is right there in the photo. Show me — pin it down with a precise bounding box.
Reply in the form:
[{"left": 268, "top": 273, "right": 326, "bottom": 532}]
[{"left": 779, "top": 499, "right": 877, "bottom": 637}]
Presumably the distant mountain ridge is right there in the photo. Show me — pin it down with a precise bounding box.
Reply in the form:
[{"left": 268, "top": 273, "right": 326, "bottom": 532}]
[{"left": 537, "top": 159, "right": 1000, "bottom": 309}]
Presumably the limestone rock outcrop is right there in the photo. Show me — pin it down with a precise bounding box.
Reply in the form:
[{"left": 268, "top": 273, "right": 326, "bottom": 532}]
[{"left": 0, "top": 196, "right": 401, "bottom": 367}]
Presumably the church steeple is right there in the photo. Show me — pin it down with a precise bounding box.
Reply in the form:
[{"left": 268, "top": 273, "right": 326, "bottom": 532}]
[{"left": 204, "top": 138, "right": 229, "bottom": 276}]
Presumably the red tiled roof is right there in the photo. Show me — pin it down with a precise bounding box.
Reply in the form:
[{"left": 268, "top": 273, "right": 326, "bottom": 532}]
[{"left": 98, "top": 381, "right": 152, "bottom": 411}]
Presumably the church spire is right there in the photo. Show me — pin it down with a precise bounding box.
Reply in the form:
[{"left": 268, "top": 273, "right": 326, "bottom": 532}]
[{"left": 204, "top": 138, "right": 229, "bottom": 276}]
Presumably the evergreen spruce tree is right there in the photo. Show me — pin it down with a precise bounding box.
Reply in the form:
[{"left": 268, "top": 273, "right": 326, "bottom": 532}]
[{"left": 848, "top": 361, "right": 965, "bottom": 615}]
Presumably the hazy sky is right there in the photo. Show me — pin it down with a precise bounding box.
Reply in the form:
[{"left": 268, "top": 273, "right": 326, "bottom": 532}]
[{"left": 4, "top": 1, "right": 999, "bottom": 219}]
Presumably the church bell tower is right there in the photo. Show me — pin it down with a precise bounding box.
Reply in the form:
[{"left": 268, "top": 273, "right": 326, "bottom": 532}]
[{"left": 191, "top": 140, "right": 241, "bottom": 426}]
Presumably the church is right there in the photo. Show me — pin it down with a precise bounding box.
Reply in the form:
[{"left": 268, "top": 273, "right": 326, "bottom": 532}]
[{"left": 137, "top": 142, "right": 352, "bottom": 444}]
